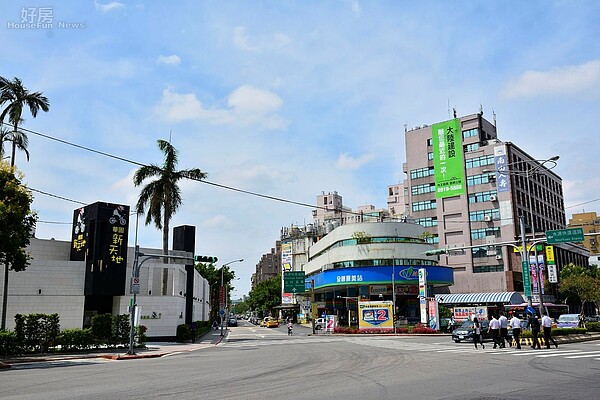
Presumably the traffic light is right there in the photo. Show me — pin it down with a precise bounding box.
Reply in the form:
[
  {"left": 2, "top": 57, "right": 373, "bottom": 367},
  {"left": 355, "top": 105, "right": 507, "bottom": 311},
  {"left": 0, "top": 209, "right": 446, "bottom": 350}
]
[
  {"left": 194, "top": 255, "right": 218, "bottom": 263},
  {"left": 425, "top": 249, "right": 447, "bottom": 256}
]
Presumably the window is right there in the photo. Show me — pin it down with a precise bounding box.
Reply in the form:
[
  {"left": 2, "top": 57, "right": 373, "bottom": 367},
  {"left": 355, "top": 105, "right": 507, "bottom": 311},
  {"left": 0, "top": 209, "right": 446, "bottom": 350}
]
[
  {"left": 428, "top": 151, "right": 434, "bottom": 160},
  {"left": 473, "top": 265, "right": 504, "bottom": 273},
  {"left": 465, "top": 143, "right": 480, "bottom": 152},
  {"left": 410, "top": 167, "right": 435, "bottom": 180},
  {"left": 468, "top": 190, "right": 498, "bottom": 203},
  {"left": 463, "top": 128, "right": 478, "bottom": 139},
  {"left": 411, "top": 183, "right": 436, "bottom": 195},
  {"left": 467, "top": 173, "right": 495, "bottom": 186},
  {"left": 465, "top": 155, "right": 494, "bottom": 169},
  {"left": 469, "top": 209, "right": 500, "bottom": 222},
  {"left": 412, "top": 200, "right": 437, "bottom": 212},
  {"left": 471, "top": 227, "right": 500, "bottom": 240},
  {"left": 427, "top": 138, "right": 433, "bottom": 146},
  {"left": 415, "top": 217, "right": 438, "bottom": 227}
]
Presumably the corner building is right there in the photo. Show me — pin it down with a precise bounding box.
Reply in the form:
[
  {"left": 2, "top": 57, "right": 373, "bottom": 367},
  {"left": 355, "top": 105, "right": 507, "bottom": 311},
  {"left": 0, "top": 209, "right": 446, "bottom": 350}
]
[{"left": 393, "top": 113, "right": 588, "bottom": 300}]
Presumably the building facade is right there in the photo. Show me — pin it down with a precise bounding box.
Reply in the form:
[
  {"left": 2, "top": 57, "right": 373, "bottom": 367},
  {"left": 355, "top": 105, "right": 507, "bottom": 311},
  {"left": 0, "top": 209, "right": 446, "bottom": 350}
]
[
  {"left": 394, "top": 112, "right": 588, "bottom": 299},
  {"left": 568, "top": 212, "right": 600, "bottom": 256},
  {"left": 0, "top": 237, "right": 210, "bottom": 338}
]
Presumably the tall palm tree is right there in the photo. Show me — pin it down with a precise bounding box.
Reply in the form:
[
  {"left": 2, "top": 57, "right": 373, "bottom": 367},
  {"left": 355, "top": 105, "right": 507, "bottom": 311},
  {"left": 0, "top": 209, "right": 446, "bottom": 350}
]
[
  {"left": 0, "top": 76, "right": 50, "bottom": 167},
  {"left": 0, "top": 126, "right": 30, "bottom": 163},
  {"left": 134, "top": 139, "right": 207, "bottom": 292}
]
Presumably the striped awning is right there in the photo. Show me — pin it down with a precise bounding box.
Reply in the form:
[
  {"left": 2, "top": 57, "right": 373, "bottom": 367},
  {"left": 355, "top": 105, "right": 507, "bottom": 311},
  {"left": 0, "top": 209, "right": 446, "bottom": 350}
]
[{"left": 434, "top": 292, "right": 524, "bottom": 305}]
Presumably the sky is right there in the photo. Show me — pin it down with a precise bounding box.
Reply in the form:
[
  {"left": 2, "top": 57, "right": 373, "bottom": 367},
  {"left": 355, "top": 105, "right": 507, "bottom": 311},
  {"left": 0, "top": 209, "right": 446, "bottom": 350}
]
[{"left": 1, "top": 1, "right": 599, "bottom": 297}]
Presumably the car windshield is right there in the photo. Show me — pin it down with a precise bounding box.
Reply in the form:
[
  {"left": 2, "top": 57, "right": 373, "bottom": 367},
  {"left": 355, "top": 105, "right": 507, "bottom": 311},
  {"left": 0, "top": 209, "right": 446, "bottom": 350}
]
[
  {"left": 558, "top": 315, "right": 579, "bottom": 323},
  {"left": 460, "top": 321, "right": 474, "bottom": 328}
]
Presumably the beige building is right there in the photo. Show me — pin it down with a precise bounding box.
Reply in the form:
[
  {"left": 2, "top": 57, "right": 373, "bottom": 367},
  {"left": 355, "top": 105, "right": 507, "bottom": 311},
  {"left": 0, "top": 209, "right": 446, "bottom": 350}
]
[
  {"left": 568, "top": 212, "right": 599, "bottom": 255},
  {"left": 392, "top": 112, "right": 588, "bottom": 298}
]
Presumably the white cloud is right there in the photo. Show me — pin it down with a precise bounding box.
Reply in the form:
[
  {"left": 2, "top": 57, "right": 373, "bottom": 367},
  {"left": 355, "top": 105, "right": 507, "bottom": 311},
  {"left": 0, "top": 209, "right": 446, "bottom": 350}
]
[
  {"left": 94, "top": 1, "right": 124, "bottom": 13},
  {"left": 336, "top": 153, "right": 374, "bottom": 170},
  {"left": 350, "top": 1, "right": 362, "bottom": 16},
  {"left": 154, "top": 86, "right": 288, "bottom": 129},
  {"left": 157, "top": 55, "right": 181, "bottom": 66},
  {"left": 503, "top": 60, "right": 600, "bottom": 99},
  {"left": 203, "top": 215, "right": 233, "bottom": 229}
]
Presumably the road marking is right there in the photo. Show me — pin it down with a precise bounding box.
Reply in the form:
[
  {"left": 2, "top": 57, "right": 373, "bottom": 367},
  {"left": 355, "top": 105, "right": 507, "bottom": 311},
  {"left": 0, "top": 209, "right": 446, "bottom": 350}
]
[{"left": 564, "top": 351, "right": 600, "bottom": 359}]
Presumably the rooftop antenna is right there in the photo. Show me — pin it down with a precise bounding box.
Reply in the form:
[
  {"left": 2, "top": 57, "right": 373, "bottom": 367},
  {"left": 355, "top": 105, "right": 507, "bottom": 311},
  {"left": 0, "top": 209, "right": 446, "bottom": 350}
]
[
  {"left": 447, "top": 99, "right": 451, "bottom": 119},
  {"left": 404, "top": 124, "right": 408, "bottom": 133},
  {"left": 453, "top": 108, "right": 457, "bottom": 119},
  {"left": 493, "top": 109, "right": 497, "bottom": 127},
  {"left": 479, "top": 104, "right": 483, "bottom": 115}
]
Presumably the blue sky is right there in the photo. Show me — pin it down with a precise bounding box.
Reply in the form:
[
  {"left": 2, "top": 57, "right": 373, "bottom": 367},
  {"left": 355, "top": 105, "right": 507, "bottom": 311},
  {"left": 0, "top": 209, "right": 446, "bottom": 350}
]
[{"left": 1, "top": 1, "right": 599, "bottom": 296}]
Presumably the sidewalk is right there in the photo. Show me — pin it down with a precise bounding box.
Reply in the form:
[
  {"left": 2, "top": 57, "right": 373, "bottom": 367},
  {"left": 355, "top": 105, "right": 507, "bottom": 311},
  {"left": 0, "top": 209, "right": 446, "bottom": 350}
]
[{"left": 0, "top": 329, "right": 227, "bottom": 369}]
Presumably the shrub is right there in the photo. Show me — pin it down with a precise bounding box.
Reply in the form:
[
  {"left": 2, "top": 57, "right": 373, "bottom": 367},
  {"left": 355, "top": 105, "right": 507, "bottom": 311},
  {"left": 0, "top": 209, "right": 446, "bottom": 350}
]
[
  {"left": 60, "top": 329, "right": 93, "bottom": 351},
  {"left": 410, "top": 323, "right": 439, "bottom": 334},
  {"left": 176, "top": 324, "right": 191, "bottom": 342},
  {"left": 113, "top": 314, "right": 131, "bottom": 347},
  {"left": 135, "top": 325, "right": 147, "bottom": 346},
  {"left": 13, "top": 313, "right": 61, "bottom": 353},
  {"left": 585, "top": 322, "right": 600, "bottom": 332},
  {"left": 91, "top": 313, "right": 113, "bottom": 347},
  {"left": 334, "top": 326, "right": 359, "bottom": 334},
  {"left": 0, "top": 330, "right": 21, "bottom": 357}
]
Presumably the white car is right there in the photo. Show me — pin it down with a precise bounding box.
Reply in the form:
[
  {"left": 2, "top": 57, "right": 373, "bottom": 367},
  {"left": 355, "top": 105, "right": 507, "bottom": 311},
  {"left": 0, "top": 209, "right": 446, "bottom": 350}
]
[{"left": 314, "top": 318, "right": 326, "bottom": 330}]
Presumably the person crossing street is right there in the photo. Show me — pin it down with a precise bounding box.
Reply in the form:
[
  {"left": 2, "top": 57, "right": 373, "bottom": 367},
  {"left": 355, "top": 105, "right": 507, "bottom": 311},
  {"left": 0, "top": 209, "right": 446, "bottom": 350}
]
[
  {"left": 498, "top": 312, "right": 509, "bottom": 348},
  {"left": 509, "top": 313, "right": 522, "bottom": 349},
  {"left": 541, "top": 311, "right": 558, "bottom": 349}
]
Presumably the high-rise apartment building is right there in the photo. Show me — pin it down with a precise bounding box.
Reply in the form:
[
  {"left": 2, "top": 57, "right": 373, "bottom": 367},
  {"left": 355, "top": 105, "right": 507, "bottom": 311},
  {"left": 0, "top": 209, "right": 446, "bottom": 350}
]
[{"left": 393, "top": 112, "right": 588, "bottom": 298}]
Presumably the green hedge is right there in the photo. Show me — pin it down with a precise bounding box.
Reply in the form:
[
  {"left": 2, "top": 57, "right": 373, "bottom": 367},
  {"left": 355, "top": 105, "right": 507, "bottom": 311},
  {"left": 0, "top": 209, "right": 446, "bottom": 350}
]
[
  {"left": 520, "top": 327, "right": 587, "bottom": 337},
  {"left": 0, "top": 331, "right": 21, "bottom": 357}
]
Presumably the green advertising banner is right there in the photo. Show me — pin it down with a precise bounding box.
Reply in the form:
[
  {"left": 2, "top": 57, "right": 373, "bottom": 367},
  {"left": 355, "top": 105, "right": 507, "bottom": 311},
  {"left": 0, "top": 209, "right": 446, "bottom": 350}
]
[{"left": 431, "top": 118, "right": 466, "bottom": 198}]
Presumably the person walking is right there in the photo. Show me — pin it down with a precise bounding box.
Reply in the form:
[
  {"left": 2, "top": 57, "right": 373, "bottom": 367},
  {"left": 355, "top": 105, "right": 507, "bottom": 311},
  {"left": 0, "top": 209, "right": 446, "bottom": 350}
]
[
  {"left": 473, "top": 317, "right": 485, "bottom": 349},
  {"left": 528, "top": 311, "right": 541, "bottom": 349},
  {"left": 488, "top": 315, "right": 501, "bottom": 349},
  {"left": 541, "top": 311, "right": 558, "bottom": 349},
  {"left": 509, "top": 313, "right": 522, "bottom": 349},
  {"left": 498, "top": 312, "right": 509, "bottom": 348}
]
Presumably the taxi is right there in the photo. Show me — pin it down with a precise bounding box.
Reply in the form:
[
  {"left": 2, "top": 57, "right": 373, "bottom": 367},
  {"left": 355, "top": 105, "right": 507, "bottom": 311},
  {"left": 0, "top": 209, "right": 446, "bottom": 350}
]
[{"left": 265, "top": 317, "right": 279, "bottom": 328}]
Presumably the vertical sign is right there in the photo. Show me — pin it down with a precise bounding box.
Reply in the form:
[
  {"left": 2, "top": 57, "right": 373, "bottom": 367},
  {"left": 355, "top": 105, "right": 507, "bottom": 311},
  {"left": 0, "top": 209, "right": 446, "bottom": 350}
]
[
  {"left": 428, "top": 298, "right": 439, "bottom": 331},
  {"left": 70, "top": 207, "right": 87, "bottom": 261},
  {"left": 530, "top": 255, "right": 539, "bottom": 294},
  {"left": 418, "top": 268, "right": 427, "bottom": 298},
  {"left": 494, "top": 145, "right": 510, "bottom": 192},
  {"left": 432, "top": 118, "right": 466, "bottom": 198},
  {"left": 546, "top": 245, "right": 558, "bottom": 283},
  {"left": 537, "top": 254, "right": 545, "bottom": 294},
  {"left": 281, "top": 241, "right": 294, "bottom": 304},
  {"left": 522, "top": 261, "right": 532, "bottom": 297}
]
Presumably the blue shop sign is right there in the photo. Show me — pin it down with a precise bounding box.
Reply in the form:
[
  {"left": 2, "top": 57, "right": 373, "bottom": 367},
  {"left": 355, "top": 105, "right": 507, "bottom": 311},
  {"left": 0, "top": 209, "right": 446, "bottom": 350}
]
[{"left": 307, "top": 265, "right": 453, "bottom": 290}]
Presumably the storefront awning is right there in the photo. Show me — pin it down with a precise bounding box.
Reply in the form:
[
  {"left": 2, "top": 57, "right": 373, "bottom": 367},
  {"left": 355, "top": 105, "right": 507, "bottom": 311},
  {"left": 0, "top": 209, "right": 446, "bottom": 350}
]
[{"left": 435, "top": 292, "right": 524, "bottom": 305}]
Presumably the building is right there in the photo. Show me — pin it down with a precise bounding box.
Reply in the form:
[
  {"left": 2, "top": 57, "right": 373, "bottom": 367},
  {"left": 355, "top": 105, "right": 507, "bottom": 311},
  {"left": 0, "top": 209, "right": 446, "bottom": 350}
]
[
  {"left": 252, "top": 241, "right": 281, "bottom": 290},
  {"left": 568, "top": 212, "right": 600, "bottom": 256},
  {"left": 393, "top": 112, "right": 589, "bottom": 300},
  {"left": 279, "top": 191, "right": 454, "bottom": 324}
]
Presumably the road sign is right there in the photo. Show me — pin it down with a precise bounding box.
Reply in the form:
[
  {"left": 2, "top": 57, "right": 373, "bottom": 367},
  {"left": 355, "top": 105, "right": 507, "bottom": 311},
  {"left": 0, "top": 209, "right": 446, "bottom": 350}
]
[
  {"left": 131, "top": 276, "right": 140, "bottom": 294},
  {"left": 522, "top": 261, "right": 532, "bottom": 297},
  {"left": 546, "top": 228, "right": 584, "bottom": 244},
  {"left": 284, "top": 271, "right": 306, "bottom": 293}
]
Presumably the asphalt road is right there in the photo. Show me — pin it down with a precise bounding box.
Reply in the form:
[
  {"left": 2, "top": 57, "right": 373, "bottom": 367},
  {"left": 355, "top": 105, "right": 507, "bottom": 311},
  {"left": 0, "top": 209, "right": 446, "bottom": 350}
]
[{"left": 3, "top": 321, "right": 600, "bottom": 400}]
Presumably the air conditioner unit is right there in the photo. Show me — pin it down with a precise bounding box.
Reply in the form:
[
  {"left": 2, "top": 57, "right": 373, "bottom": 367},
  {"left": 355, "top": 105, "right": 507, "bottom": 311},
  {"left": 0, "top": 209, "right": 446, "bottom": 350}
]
[
  {"left": 484, "top": 215, "right": 492, "bottom": 222},
  {"left": 489, "top": 195, "right": 497, "bottom": 202},
  {"left": 495, "top": 255, "right": 503, "bottom": 260}
]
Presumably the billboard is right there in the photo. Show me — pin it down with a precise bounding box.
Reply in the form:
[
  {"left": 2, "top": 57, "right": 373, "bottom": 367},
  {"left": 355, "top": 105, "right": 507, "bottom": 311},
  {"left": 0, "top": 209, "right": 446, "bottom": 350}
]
[
  {"left": 432, "top": 118, "right": 466, "bottom": 198},
  {"left": 358, "top": 301, "right": 393, "bottom": 330},
  {"left": 493, "top": 145, "right": 510, "bottom": 192},
  {"left": 71, "top": 202, "right": 130, "bottom": 296}
]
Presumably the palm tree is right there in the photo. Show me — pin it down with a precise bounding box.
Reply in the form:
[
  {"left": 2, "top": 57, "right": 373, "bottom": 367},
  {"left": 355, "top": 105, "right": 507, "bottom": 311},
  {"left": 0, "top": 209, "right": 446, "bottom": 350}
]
[
  {"left": 134, "top": 139, "right": 207, "bottom": 292},
  {"left": 0, "top": 125, "right": 30, "bottom": 163},
  {"left": 0, "top": 76, "right": 50, "bottom": 167}
]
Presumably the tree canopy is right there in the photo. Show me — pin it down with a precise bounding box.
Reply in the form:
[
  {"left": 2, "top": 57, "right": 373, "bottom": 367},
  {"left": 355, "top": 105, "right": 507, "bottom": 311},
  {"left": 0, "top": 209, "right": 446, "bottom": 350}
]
[
  {"left": 0, "top": 164, "right": 36, "bottom": 270},
  {"left": 247, "top": 274, "right": 282, "bottom": 316},
  {"left": 559, "top": 263, "right": 600, "bottom": 314}
]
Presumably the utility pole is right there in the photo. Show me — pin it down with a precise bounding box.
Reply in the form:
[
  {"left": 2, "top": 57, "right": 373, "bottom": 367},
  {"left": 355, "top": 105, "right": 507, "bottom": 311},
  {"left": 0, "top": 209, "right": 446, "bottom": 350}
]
[{"left": 311, "top": 280, "right": 315, "bottom": 334}]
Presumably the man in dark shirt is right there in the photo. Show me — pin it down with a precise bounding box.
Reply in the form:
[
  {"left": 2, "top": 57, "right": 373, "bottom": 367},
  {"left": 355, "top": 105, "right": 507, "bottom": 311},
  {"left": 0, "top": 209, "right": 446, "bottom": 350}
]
[{"left": 528, "top": 312, "right": 541, "bottom": 349}]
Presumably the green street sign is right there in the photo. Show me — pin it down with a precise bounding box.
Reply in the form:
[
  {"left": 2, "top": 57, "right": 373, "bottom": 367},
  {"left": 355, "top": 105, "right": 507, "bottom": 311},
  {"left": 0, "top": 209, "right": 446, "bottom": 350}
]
[
  {"left": 546, "top": 228, "right": 584, "bottom": 244},
  {"left": 284, "top": 271, "right": 306, "bottom": 293},
  {"left": 522, "top": 261, "right": 532, "bottom": 297}
]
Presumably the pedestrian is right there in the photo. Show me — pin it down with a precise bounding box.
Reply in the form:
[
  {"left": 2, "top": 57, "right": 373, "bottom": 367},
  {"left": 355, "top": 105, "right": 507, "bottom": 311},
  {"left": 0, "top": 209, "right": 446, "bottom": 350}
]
[
  {"left": 488, "top": 315, "right": 501, "bottom": 349},
  {"left": 448, "top": 315, "right": 456, "bottom": 333},
  {"left": 498, "top": 312, "right": 509, "bottom": 348},
  {"left": 579, "top": 313, "right": 586, "bottom": 329},
  {"left": 528, "top": 311, "right": 541, "bottom": 349},
  {"left": 541, "top": 311, "right": 558, "bottom": 349},
  {"left": 473, "top": 317, "right": 485, "bottom": 349},
  {"left": 509, "top": 313, "right": 522, "bottom": 349}
]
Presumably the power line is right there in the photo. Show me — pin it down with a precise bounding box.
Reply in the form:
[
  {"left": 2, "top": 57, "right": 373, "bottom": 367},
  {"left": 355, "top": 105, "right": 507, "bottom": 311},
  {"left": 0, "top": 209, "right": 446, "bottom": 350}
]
[
  {"left": 7, "top": 122, "right": 360, "bottom": 216},
  {"left": 29, "top": 187, "right": 87, "bottom": 205}
]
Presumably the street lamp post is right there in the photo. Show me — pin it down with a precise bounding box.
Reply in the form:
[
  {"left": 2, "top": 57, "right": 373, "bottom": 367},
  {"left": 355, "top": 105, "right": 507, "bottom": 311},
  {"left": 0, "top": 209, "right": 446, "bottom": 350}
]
[{"left": 220, "top": 259, "right": 244, "bottom": 336}]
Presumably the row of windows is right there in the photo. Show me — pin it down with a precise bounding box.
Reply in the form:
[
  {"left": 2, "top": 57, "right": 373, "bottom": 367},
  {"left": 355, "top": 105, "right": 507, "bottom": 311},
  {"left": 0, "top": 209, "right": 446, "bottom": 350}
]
[
  {"left": 410, "top": 166, "right": 435, "bottom": 179},
  {"left": 468, "top": 190, "right": 497, "bottom": 203},
  {"left": 310, "top": 237, "right": 426, "bottom": 260},
  {"left": 473, "top": 264, "right": 504, "bottom": 273},
  {"left": 467, "top": 173, "right": 495, "bottom": 186},
  {"left": 331, "top": 259, "right": 437, "bottom": 269},
  {"left": 411, "top": 183, "right": 436, "bottom": 195},
  {"left": 465, "top": 154, "right": 494, "bottom": 169},
  {"left": 469, "top": 209, "right": 500, "bottom": 222},
  {"left": 414, "top": 217, "right": 438, "bottom": 227},
  {"left": 472, "top": 246, "right": 499, "bottom": 258},
  {"left": 471, "top": 227, "right": 501, "bottom": 240},
  {"left": 412, "top": 200, "right": 437, "bottom": 212}
]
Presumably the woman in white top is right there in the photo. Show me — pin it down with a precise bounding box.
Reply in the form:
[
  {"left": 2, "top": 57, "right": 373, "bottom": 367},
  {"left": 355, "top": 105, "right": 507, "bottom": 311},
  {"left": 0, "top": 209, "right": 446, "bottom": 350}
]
[{"left": 472, "top": 317, "right": 485, "bottom": 349}]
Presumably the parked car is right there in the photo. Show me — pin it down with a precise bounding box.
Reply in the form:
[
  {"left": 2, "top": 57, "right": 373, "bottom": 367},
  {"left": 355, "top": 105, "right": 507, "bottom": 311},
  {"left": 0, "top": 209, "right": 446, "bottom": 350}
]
[
  {"left": 451, "top": 319, "right": 491, "bottom": 342},
  {"left": 314, "top": 318, "right": 326, "bottom": 330},
  {"left": 228, "top": 317, "right": 238, "bottom": 327},
  {"left": 557, "top": 314, "right": 580, "bottom": 328}
]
